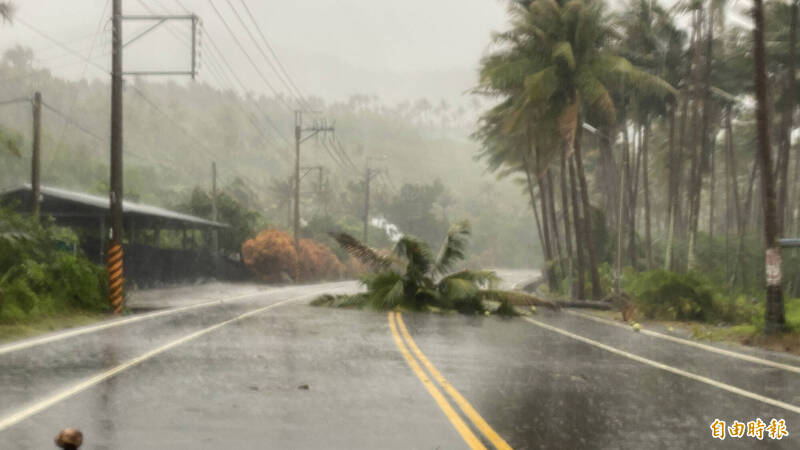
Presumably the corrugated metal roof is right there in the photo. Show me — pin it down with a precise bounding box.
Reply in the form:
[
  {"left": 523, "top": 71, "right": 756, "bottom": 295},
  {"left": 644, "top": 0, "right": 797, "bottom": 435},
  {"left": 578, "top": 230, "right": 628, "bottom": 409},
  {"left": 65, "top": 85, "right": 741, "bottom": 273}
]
[{"left": 2, "top": 185, "right": 228, "bottom": 228}]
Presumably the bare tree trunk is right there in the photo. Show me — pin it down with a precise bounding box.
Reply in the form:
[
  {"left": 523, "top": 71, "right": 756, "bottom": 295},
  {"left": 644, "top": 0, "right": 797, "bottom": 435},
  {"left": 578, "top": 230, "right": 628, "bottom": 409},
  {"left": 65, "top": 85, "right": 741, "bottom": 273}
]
[
  {"left": 569, "top": 154, "right": 586, "bottom": 300},
  {"left": 643, "top": 122, "right": 653, "bottom": 270},
  {"left": 574, "top": 124, "right": 602, "bottom": 299},
  {"left": 752, "top": 0, "right": 785, "bottom": 334}
]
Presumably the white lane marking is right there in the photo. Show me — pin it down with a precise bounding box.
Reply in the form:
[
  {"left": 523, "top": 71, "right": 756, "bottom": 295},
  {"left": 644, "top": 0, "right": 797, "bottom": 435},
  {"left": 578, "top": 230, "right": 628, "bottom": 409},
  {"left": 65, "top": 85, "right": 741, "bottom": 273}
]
[
  {"left": 0, "top": 282, "right": 352, "bottom": 356},
  {"left": 565, "top": 310, "right": 800, "bottom": 375},
  {"left": 0, "top": 287, "right": 340, "bottom": 432},
  {"left": 523, "top": 317, "right": 800, "bottom": 415}
]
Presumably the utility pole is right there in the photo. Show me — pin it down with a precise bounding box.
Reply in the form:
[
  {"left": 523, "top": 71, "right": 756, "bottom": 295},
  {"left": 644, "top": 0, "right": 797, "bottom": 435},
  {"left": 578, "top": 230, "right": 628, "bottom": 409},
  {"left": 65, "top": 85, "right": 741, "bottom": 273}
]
[
  {"left": 293, "top": 111, "right": 334, "bottom": 251},
  {"left": 108, "top": 0, "right": 124, "bottom": 315},
  {"left": 362, "top": 160, "right": 382, "bottom": 244},
  {"left": 31, "top": 91, "right": 41, "bottom": 217},
  {"left": 211, "top": 161, "right": 218, "bottom": 252},
  {"left": 106, "top": 3, "right": 199, "bottom": 314}
]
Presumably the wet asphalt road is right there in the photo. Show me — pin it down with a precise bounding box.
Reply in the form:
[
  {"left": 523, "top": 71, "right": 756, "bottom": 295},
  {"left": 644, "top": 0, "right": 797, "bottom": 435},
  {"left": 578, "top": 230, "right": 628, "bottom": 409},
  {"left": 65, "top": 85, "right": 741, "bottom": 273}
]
[{"left": 0, "top": 271, "right": 799, "bottom": 449}]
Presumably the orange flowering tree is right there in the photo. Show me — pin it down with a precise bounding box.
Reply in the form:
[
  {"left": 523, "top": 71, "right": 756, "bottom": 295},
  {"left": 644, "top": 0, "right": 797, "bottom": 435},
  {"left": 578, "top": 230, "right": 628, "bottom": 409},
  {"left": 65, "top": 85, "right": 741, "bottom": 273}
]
[
  {"left": 241, "top": 229, "right": 298, "bottom": 282},
  {"left": 297, "top": 239, "right": 344, "bottom": 281}
]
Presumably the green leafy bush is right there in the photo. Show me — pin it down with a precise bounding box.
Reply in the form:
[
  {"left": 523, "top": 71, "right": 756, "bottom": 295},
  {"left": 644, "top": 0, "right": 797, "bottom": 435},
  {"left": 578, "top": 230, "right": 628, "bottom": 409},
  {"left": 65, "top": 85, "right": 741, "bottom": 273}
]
[
  {"left": 0, "top": 207, "right": 108, "bottom": 322},
  {"left": 626, "top": 270, "right": 715, "bottom": 321}
]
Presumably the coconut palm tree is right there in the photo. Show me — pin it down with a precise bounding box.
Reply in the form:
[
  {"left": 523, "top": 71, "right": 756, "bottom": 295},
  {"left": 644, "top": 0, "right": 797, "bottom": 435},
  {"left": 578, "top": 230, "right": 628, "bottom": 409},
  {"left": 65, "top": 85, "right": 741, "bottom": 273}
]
[
  {"left": 329, "top": 221, "right": 557, "bottom": 313},
  {"left": 476, "top": 0, "right": 675, "bottom": 299}
]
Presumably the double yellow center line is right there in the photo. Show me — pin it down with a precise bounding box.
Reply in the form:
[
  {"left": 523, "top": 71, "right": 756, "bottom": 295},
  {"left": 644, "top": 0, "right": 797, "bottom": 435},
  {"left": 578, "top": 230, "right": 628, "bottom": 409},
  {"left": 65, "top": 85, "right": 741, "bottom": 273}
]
[{"left": 388, "top": 312, "right": 512, "bottom": 450}]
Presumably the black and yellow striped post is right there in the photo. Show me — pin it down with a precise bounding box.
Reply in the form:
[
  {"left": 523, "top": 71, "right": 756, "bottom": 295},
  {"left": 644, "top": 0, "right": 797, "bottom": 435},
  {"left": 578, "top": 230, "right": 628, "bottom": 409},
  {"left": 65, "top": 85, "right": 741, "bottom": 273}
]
[{"left": 107, "top": 244, "right": 124, "bottom": 314}]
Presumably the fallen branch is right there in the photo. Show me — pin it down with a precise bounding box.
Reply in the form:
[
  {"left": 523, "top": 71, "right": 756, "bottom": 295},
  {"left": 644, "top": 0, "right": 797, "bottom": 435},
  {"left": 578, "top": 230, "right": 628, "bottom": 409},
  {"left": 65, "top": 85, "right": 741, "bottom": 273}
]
[
  {"left": 482, "top": 289, "right": 560, "bottom": 310},
  {"left": 555, "top": 300, "right": 613, "bottom": 310}
]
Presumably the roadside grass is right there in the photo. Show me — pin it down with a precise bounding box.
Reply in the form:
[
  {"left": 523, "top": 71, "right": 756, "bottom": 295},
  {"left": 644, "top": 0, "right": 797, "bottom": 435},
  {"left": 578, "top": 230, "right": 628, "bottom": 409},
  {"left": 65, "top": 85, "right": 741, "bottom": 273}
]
[
  {"left": 581, "top": 298, "right": 800, "bottom": 356},
  {"left": 0, "top": 310, "right": 107, "bottom": 344}
]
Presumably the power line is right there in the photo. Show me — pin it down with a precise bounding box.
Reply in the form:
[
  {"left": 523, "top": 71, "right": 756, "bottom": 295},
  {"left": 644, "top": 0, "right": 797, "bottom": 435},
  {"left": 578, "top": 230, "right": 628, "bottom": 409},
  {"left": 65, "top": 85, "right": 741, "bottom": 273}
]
[
  {"left": 224, "top": 0, "right": 308, "bottom": 110},
  {"left": 14, "top": 17, "right": 110, "bottom": 75},
  {"left": 52, "top": 0, "right": 110, "bottom": 158},
  {"left": 0, "top": 97, "right": 30, "bottom": 106},
  {"left": 331, "top": 138, "right": 360, "bottom": 172},
  {"left": 202, "top": 27, "right": 294, "bottom": 153},
  {"left": 41, "top": 101, "right": 106, "bottom": 143},
  {"left": 237, "top": 0, "right": 311, "bottom": 109},
  {"left": 126, "top": 83, "right": 265, "bottom": 190},
  {"left": 206, "top": 0, "right": 295, "bottom": 112},
  {"left": 201, "top": 48, "right": 293, "bottom": 164},
  {"left": 319, "top": 138, "right": 350, "bottom": 172}
]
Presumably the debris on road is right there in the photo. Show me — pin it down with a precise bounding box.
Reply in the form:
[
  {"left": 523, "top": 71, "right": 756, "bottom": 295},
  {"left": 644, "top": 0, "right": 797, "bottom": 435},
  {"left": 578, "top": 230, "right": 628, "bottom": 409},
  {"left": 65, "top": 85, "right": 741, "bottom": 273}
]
[{"left": 55, "top": 428, "right": 82, "bottom": 449}]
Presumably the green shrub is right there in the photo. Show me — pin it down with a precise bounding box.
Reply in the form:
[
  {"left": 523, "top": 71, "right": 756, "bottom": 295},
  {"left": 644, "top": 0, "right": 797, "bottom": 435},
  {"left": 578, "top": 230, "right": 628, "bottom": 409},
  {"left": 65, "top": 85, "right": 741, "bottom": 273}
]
[
  {"left": 0, "top": 207, "right": 109, "bottom": 323},
  {"left": 626, "top": 270, "right": 715, "bottom": 321},
  {"left": 49, "top": 253, "right": 108, "bottom": 311}
]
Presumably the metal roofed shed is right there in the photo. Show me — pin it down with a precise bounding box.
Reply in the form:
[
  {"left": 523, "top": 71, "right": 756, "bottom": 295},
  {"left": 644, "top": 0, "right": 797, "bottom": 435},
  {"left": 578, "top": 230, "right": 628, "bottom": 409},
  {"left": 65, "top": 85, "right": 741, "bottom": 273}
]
[
  {"left": 1, "top": 185, "right": 245, "bottom": 287},
  {"left": 0, "top": 185, "right": 227, "bottom": 230}
]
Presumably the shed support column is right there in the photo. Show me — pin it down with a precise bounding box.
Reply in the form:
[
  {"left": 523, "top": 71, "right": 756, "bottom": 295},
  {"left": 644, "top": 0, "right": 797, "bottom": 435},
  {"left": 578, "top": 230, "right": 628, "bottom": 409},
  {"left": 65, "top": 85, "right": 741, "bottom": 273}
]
[{"left": 99, "top": 217, "right": 106, "bottom": 262}]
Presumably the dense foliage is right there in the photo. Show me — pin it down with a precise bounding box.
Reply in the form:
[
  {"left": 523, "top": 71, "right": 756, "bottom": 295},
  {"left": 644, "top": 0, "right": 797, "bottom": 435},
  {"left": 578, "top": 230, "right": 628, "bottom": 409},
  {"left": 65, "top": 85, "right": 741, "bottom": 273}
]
[{"left": 0, "top": 208, "right": 107, "bottom": 322}]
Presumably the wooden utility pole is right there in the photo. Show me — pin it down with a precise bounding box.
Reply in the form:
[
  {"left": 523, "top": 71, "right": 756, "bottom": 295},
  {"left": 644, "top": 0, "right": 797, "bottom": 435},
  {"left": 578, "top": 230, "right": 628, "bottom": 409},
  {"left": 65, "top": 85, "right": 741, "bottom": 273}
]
[
  {"left": 106, "top": 3, "right": 199, "bottom": 313},
  {"left": 31, "top": 91, "right": 41, "bottom": 217},
  {"left": 293, "top": 111, "right": 334, "bottom": 251},
  {"left": 211, "top": 161, "right": 218, "bottom": 252},
  {"left": 108, "top": 0, "right": 125, "bottom": 314}
]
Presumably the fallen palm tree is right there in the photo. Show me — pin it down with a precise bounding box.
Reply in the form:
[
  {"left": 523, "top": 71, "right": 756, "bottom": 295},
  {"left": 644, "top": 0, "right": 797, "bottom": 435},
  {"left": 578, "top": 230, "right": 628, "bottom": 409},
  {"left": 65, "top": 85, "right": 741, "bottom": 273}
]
[{"left": 320, "top": 220, "right": 559, "bottom": 314}]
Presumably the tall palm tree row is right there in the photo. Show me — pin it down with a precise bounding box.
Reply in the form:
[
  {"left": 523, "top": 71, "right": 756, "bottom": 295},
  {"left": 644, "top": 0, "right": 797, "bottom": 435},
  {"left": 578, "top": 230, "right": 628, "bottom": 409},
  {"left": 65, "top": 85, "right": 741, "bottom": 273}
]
[
  {"left": 475, "top": 0, "right": 792, "bottom": 333},
  {"left": 475, "top": 0, "right": 674, "bottom": 300}
]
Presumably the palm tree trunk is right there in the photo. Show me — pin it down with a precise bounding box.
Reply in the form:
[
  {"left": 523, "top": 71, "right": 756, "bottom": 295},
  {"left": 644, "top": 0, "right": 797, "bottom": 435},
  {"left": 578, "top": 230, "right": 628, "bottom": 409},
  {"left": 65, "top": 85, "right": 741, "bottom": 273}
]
[
  {"left": 752, "top": 0, "right": 785, "bottom": 334},
  {"left": 643, "top": 122, "right": 653, "bottom": 270},
  {"left": 560, "top": 149, "right": 574, "bottom": 295},
  {"left": 709, "top": 143, "right": 716, "bottom": 242},
  {"left": 629, "top": 127, "right": 642, "bottom": 269},
  {"left": 524, "top": 156, "right": 557, "bottom": 292},
  {"left": 546, "top": 169, "right": 566, "bottom": 278},
  {"left": 665, "top": 104, "right": 680, "bottom": 271},
  {"left": 724, "top": 105, "right": 743, "bottom": 282},
  {"left": 687, "top": 9, "right": 705, "bottom": 271},
  {"left": 574, "top": 124, "right": 602, "bottom": 299},
  {"left": 621, "top": 115, "right": 634, "bottom": 268},
  {"left": 778, "top": 1, "right": 797, "bottom": 236},
  {"left": 536, "top": 170, "right": 557, "bottom": 284},
  {"left": 560, "top": 150, "right": 574, "bottom": 259},
  {"left": 569, "top": 154, "right": 586, "bottom": 300}
]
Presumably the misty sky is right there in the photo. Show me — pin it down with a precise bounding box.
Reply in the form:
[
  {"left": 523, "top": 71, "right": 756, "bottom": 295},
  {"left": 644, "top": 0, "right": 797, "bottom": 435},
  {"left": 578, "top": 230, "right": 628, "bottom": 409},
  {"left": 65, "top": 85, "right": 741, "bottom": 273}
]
[{"left": 0, "top": 0, "right": 510, "bottom": 106}]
